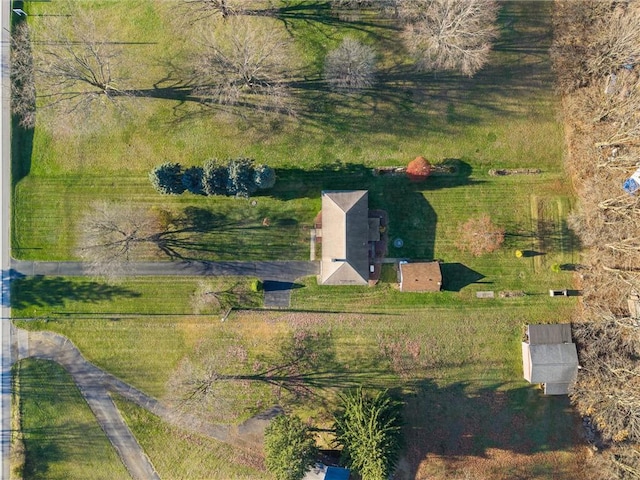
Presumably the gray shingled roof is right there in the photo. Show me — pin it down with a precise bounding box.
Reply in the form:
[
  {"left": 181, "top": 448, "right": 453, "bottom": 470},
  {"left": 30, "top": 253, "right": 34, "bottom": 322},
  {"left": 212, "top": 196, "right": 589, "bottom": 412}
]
[
  {"left": 319, "top": 191, "right": 369, "bottom": 285},
  {"left": 522, "top": 324, "right": 579, "bottom": 395}
]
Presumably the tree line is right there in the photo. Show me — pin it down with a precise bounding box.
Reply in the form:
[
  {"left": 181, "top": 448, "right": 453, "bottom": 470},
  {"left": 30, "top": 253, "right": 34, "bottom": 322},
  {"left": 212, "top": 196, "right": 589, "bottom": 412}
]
[
  {"left": 149, "top": 158, "right": 276, "bottom": 197},
  {"left": 552, "top": 1, "right": 640, "bottom": 477},
  {"left": 264, "top": 388, "right": 403, "bottom": 480},
  {"left": 11, "top": 0, "right": 500, "bottom": 129}
]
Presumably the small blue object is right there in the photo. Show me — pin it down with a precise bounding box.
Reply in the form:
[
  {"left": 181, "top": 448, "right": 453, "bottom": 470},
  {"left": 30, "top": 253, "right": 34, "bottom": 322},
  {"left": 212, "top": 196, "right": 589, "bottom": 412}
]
[
  {"left": 624, "top": 178, "right": 639, "bottom": 194},
  {"left": 325, "top": 466, "right": 351, "bottom": 480}
]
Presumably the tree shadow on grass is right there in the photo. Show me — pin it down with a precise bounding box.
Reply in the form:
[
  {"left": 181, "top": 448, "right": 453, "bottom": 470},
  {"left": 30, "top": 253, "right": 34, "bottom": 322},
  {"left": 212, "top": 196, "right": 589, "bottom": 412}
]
[
  {"left": 269, "top": 159, "right": 478, "bottom": 201},
  {"left": 401, "top": 379, "right": 581, "bottom": 479},
  {"left": 12, "top": 116, "right": 34, "bottom": 187},
  {"left": 10, "top": 275, "right": 140, "bottom": 310}
]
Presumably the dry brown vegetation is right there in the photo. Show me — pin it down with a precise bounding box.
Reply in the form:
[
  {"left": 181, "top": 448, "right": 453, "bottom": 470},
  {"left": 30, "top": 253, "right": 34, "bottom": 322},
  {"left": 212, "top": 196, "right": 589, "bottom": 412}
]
[
  {"left": 455, "top": 214, "right": 505, "bottom": 257},
  {"left": 554, "top": 1, "right": 640, "bottom": 477}
]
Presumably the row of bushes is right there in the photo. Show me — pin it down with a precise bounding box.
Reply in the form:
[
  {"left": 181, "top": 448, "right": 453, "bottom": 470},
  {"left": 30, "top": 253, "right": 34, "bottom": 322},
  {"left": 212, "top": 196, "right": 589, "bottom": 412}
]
[{"left": 149, "top": 158, "right": 276, "bottom": 198}]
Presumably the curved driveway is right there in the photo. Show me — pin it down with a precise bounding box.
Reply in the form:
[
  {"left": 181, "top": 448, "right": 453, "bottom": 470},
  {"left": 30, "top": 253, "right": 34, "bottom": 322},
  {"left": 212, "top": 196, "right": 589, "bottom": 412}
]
[{"left": 16, "top": 329, "right": 270, "bottom": 478}]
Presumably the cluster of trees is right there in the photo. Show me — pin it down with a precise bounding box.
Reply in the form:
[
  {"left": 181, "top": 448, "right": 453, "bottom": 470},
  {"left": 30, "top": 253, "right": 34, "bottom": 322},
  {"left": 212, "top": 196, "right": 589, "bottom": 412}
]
[
  {"left": 264, "top": 388, "right": 403, "bottom": 480},
  {"left": 10, "top": 0, "right": 503, "bottom": 128},
  {"left": 149, "top": 158, "right": 275, "bottom": 198},
  {"left": 553, "top": 1, "right": 640, "bottom": 477}
]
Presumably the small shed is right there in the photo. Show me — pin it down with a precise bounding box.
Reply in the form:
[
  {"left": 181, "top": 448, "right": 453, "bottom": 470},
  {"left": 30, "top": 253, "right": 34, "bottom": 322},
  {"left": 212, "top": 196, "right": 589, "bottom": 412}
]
[
  {"left": 522, "top": 324, "right": 579, "bottom": 395},
  {"left": 399, "top": 262, "right": 442, "bottom": 292}
]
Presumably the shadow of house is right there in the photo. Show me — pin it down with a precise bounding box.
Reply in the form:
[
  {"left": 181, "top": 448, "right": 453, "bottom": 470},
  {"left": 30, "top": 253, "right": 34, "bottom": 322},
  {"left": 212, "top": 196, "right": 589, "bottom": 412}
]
[
  {"left": 269, "top": 160, "right": 476, "bottom": 202},
  {"left": 439, "top": 263, "right": 485, "bottom": 292}
]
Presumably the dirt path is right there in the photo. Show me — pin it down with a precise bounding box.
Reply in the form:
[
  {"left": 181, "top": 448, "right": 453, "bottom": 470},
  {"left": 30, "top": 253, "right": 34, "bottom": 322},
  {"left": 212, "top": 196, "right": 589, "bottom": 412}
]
[{"left": 14, "top": 329, "right": 272, "bottom": 478}]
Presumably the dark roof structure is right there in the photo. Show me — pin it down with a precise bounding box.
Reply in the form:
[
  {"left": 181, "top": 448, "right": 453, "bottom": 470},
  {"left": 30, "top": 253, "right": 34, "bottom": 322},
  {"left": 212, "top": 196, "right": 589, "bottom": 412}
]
[
  {"left": 522, "top": 324, "right": 579, "bottom": 395},
  {"left": 319, "top": 191, "right": 369, "bottom": 285},
  {"left": 399, "top": 262, "right": 442, "bottom": 292}
]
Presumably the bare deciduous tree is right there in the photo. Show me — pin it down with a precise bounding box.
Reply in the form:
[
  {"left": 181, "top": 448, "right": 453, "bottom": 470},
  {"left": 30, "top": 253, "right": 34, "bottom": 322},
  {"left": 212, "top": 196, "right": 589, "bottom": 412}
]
[
  {"left": 32, "top": 6, "right": 135, "bottom": 128},
  {"left": 167, "top": 330, "right": 341, "bottom": 422},
  {"left": 456, "top": 214, "right": 505, "bottom": 256},
  {"left": 193, "top": 18, "right": 297, "bottom": 115},
  {"left": 324, "top": 38, "right": 377, "bottom": 92},
  {"left": 571, "top": 315, "right": 640, "bottom": 444},
  {"left": 77, "top": 202, "right": 163, "bottom": 277},
  {"left": 181, "top": 0, "right": 238, "bottom": 20},
  {"left": 554, "top": 3, "right": 640, "bottom": 478},
  {"left": 552, "top": 1, "right": 640, "bottom": 93},
  {"left": 399, "top": 0, "right": 499, "bottom": 77},
  {"left": 190, "top": 279, "right": 257, "bottom": 314},
  {"left": 10, "top": 22, "right": 36, "bottom": 129}
]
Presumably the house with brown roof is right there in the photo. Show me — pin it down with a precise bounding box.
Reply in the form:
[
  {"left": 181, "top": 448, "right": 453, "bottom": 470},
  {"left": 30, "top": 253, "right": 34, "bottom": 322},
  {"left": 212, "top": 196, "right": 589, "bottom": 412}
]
[
  {"left": 522, "top": 324, "right": 579, "bottom": 395},
  {"left": 317, "top": 190, "right": 370, "bottom": 285},
  {"left": 399, "top": 261, "right": 442, "bottom": 292}
]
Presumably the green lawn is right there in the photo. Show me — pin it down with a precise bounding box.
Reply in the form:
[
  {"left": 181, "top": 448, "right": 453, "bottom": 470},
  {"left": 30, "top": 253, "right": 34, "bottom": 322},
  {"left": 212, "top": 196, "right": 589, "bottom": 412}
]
[
  {"left": 13, "top": 0, "right": 564, "bottom": 263},
  {"left": 114, "top": 396, "right": 269, "bottom": 480},
  {"left": 12, "top": 1, "right": 586, "bottom": 479},
  {"left": 14, "top": 359, "right": 130, "bottom": 480}
]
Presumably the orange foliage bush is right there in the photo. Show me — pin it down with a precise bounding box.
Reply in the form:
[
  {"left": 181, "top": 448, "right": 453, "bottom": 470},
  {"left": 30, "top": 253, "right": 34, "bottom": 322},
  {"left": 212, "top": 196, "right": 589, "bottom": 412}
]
[{"left": 406, "top": 156, "right": 431, "bottom": 183}]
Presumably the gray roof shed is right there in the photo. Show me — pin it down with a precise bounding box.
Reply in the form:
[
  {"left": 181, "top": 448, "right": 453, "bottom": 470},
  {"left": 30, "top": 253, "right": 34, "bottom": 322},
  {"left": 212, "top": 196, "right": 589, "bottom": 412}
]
[{"left": 522, "top": 324, "right": 579, "bottom": 395}]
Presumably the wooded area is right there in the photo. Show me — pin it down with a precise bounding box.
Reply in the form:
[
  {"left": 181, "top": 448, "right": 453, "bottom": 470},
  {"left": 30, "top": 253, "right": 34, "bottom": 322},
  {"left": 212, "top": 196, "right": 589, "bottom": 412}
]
[{"left": 554, "top": 1, "right": 640, "bottom": 477}]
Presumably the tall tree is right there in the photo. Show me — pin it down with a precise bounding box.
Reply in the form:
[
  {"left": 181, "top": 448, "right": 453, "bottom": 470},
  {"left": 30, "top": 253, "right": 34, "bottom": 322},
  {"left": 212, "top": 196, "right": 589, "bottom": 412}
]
[
  {"left": 324, "top": 38, "right": 377, "bottom": 92},
  {"left": 399, "top": 0, "right": 499, "bottom": 77},
  {"left": 264, "top": 414, "right": 318, "bottom": 480},
  {"left": 202, "top": 159, "right": 229, "bottom": 196},
  {"left": 193, "top": 18, "right": 296, "bottom": 115},
  {"left": 333, "top": 388, "right": 403, "bottom": 480},
  {"left": 226, "top": 158, "right": 257, "bottom": 197},
  {"left": 32, "top": 5, "right": 135, "bottom": 126}
]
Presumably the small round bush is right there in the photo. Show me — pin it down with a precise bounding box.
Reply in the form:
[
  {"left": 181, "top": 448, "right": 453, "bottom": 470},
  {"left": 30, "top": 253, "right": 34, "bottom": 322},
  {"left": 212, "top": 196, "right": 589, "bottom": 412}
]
[
  {"left": 250, "top": 279, "right": 263, "bottom": 293},
  {"left": 182, "top": 166, "right": 205, "bottom": 195}
]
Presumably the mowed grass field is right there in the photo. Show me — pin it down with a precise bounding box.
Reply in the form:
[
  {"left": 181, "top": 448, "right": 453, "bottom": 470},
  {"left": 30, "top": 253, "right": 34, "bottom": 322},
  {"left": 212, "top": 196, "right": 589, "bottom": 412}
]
[
  {"left": 11, "top": 1, "right": 589, "bottom": 479},
  {"left": 13, "top": 359, "right": 130, "bottom": 480}
]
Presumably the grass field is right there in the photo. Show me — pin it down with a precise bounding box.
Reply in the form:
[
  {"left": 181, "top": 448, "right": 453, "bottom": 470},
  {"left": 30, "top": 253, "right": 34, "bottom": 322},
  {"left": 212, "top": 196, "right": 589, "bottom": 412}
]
[
  {"left": 11, "top": 1, "right": 589, "bottom": 479},
  {"left": 114, "top": 396, "right": 268, "bottom": 480},
  {"left": 14, "top": 359, "right": 130, "bottom": 480},
  {"left": 13, "top": 0, "right": 564, "bottom": 263}
]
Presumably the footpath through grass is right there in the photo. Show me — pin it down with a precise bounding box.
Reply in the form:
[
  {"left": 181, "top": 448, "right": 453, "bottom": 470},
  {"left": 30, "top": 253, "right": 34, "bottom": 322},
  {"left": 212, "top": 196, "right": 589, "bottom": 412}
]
[{"left": 14, "top": 359, "right": 130, "bottom": 480}]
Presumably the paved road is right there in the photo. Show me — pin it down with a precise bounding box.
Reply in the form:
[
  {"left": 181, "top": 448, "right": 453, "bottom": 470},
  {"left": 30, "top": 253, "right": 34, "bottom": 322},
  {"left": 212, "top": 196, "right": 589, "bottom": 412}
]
[
  {"left": 11, "top": 259, "right": 320, "bottom": 307},
  {"left": 10, "top": 259, "right": 318, "bottom": 278},
  {"left": 1, "top": 1, "right": 12, "bottom": 479}
]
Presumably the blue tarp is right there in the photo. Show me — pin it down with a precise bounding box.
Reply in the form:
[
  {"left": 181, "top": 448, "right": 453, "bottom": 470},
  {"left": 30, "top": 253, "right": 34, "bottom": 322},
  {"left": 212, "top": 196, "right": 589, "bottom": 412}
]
[
  {"left": 624, "top": 178, "right": 639, "bottom": 195},
  {"left": 325, "top": 466, "right": 351, "bottom": 480}
]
